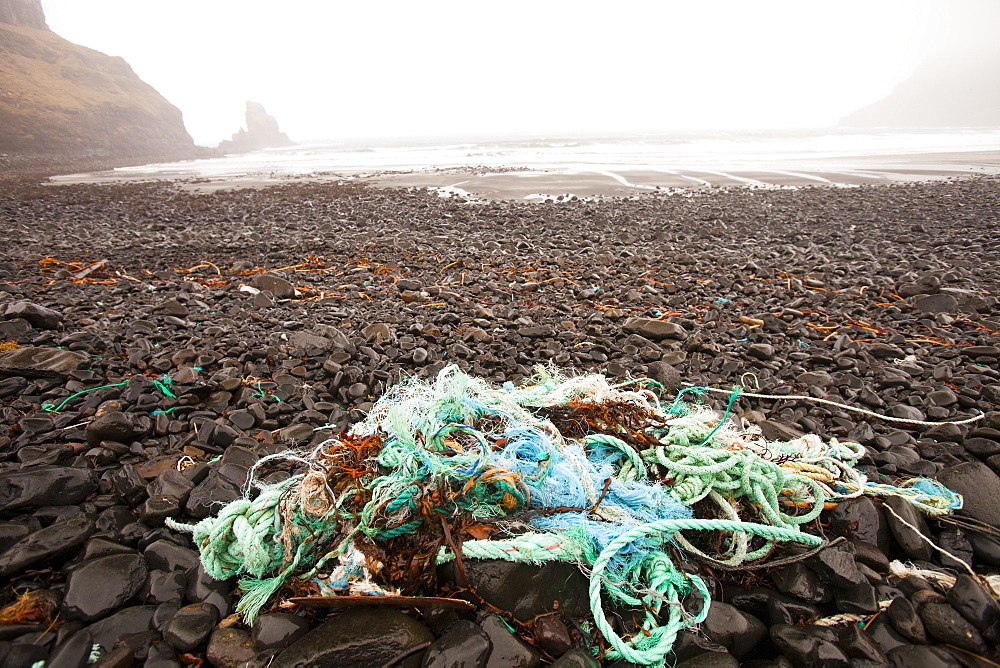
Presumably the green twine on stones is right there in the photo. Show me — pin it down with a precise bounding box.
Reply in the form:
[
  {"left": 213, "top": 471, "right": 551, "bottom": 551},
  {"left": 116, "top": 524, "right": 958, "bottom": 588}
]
[{"left": 41, "top": 380, "right": 129, "bottom": 413}]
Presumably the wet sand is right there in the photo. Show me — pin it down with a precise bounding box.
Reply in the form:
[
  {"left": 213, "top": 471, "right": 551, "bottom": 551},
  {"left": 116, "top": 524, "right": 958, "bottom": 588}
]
[{"left": 46, "top": 149, "right": 1000, "bottom": 200}]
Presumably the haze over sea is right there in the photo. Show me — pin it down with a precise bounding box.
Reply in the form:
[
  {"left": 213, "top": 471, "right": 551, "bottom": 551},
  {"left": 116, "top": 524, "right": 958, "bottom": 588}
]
[{"left": 54, "top": 127, "right": 1000, "bottom": 199}]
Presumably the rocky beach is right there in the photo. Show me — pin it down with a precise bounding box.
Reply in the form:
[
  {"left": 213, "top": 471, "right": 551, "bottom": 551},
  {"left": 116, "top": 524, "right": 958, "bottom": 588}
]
[{"left": 1, "top": 173, "right": 999, "bottom": 667}]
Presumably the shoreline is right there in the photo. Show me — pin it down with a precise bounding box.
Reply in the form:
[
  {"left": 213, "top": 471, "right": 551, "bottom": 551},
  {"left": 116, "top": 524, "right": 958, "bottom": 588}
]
[{"left": 34, "top": 148, "right": 1000, "bottom": 200}]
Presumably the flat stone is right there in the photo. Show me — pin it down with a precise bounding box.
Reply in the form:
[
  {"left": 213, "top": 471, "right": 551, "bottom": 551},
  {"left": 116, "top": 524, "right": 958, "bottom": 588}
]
[
  {"left": 700, "top": 601, "right": 766, "bottom": 659},
  {"left": 887, "top": 645, "right": 961, "bottom": 667},
  {"left": 84, "top": 605, "right": 156, "bottom": 654},
  {"left": 0, "top": 346, "right": 89, "bottom": 377},
  {"left": 622, "top": 317, "right": 687, "bottom": 340},
  {"left": 249, "top": 274, "right": 295, "bottom": 299},
  {"left": 770, "top": 625, "right": 850, "bottom": 667},
  {"left": 163, "top": 602, "right": 219, "bottom": 653},
  {"left": 937, "top": 461, "right": 1000, "bottom": 529},
  {"left": 63, "top": 553, "right": 148, "bottom": 622},
  {"left": 421, "top": 620, "right": 491, "bottom": 668},
  {"left": 0, "top": 465, "right": 98, "bottom": 511},
  {"left": 913, "top": 293, "right": 959, "bottom": 313},
  {"left": 251, "top": 613, "right": 310, "bottom": 650},
  {"left": 439, "top": 559, "right": 589, "bottom": 622},
  {"left": 273, "top": 607, "right": 433, "bottom": 668},
  {"left": 5, "top": 301, "right": 63, "bottom": 329},
  {"left": 919, "top": 601, "right": 986, "bottom": 653},
  {"left": 206, "top": 627, "right": 258, "bottom": 668},
  {"left": 0, "top": 516, "right": 95, "bottom": 576},
  {"left": 884, "top": 496, "right": 935, "bottom": 561},
  {"left": 143, "top": 539, "right": 199, "bottom": 573}
]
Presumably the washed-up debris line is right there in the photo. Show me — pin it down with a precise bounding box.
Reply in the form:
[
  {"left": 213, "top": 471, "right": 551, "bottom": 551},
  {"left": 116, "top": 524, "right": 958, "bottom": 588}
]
[{"left": 168, "top": 365, "right": 965, "bottom": 666}]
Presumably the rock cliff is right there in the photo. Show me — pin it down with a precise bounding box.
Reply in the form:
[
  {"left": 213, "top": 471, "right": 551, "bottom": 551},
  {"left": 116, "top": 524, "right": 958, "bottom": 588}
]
[
  {"left": 0, "top": 0, "right": 45, "bottom": 30},
  {"left": 841, "top": 1, "right": 1000, "bottom": 128},
  {"left": 217, "top": 102, "right": 294, "bottom": 154},
  {"left": 0, "top": 0, "right": 195, "bottom": 162}
]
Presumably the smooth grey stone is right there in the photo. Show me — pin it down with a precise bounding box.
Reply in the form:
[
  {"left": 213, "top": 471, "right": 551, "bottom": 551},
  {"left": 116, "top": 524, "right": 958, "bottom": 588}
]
[
  {"left": 273, "top": 607, "right": 433, "bottom": 668},
  {"left": 162, "top": 602, "right": 218, "bottom": 653},
  {"left": 84, "top": 605, "right": 156, "bottom": 654},
  {"left": 700, "top": 601, "right": 766, "bottom": 659},
  {"left": 0, "top": 346, "right": 88, "bottom": 377},
  {"left": 919, "top": 601, "right": 986, "bottom": 653},
  {"left": 3, "top": 302, "right": 62, "bottom": 329},
  {"left": 206, "top": 627, "right": 258, "bottom": 668},
  {"left": 621, "top": 317, "right": 687, "bottom": 340},
  {"left": 63, "top": 553, "right": 148, "bottom": 621},
  {"left": 937, "top": 461, "right": 1000, "bottom": 529},
  {"left": 0, "top": 516, "right": 95, "bottom": 576},
  {"left": 770, "top": 625, "right": 850, "bottom": 667},
  {"left": 481, "top": 614, "right": 540, "bottom": 668},
  {"left": 0, "top": 466, "right": 97, "bottom": 511},
  {"left": 421, "top": 620, "right": 491, "bottom": 668},
  {"left": 251, "top": 613, "right": 310, "bottom": 651}
]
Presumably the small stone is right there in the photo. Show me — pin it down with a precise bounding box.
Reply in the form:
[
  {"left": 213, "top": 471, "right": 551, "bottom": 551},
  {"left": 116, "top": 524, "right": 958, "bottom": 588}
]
[
  {"left": 87, "top": 411, "right": 145, "bottom": 447},
  {"left": 884, "top": 496, "right": 935, "bottom": 561},
  {"left": 163, "top": 602, "right": 219, "bottom": 652},
  {"left": 63, "top": 553, "right": 148, "bottom": 621},
  {"left": 250, "top": 274, "right": 295, "bottom": 299},
  {"left": 937, "top": 462, "right": 1000, "bottom": 529},
  {"left": 48, "top": 628, "right": 96, "bottom": 668},
  {"left": 0, "top": 516, "right": 95, "bottom": 576},
  {"left": 206, "top": 627, "right": 258, "bottom": 668},
  {"left": 622, "top": 317, "right": 687, "bottom": 340},
  {"left": 0, "top": 346, "right": 89, "bottom": 377},
  {"left": 84, "top": 605, "right": 157, "bottom": 654},
  {"left": 5, "top": 301, "right": 63, "bottom": 329},
  {"left": 770, "top": 624, "right": 850, "bottom": 667},
  {"left": 533, "top": 615, "right": 573, "bottom": 657},
  {"left": 747, "top": 343, "right": 774, "bottom": 360},
  {"left": 481, "top": 614, "right": 540, "bottom": 668},
  {"left": 919, "top": 601, "right": 986, "bottom": 653},
  {"left": 143, "top": 539, "right": 200, "bottom": 573},
  {"left": 759, "top": 420, "right": 804, "bottom": 442},
  {"left": 550, "top": 648, "right": 600, "bottom": 667},
  {"left": 914, "top": 293, "right": 959, "bottom": 313},
  {"left": 421, "top": 620, "right": 491, "bottom": 668},
  {"left": 272, "top": 607, "right": 433, "bottom": 667},
  {"left": 0, "top": 465, "right": 98, "bottom": 511},
  {"left": 646, "top": 361, "right": 682, "bottom": 393},
  {"left": 700, "top": 601, "right": 766, "bottom": 659},
  {"left": 251, "top": 613, "right": 310, "bottom": 650}
]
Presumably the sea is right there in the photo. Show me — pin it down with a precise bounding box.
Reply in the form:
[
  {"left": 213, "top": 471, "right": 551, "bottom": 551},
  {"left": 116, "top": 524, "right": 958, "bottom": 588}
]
[{"left": 53, "top": 127, "right": 1000, "bottom": 198}]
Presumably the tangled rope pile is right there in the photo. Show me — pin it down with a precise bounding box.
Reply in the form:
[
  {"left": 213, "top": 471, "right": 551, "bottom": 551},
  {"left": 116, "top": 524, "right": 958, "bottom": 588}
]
[{"left": 168, "top": 365, "right": 963, "bottom": 666}]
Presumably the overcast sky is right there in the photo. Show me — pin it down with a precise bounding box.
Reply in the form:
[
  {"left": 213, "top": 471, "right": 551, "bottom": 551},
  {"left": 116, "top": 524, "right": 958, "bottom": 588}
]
[{"left": 42, "top": 1, "right": 938, "bottom": 145}]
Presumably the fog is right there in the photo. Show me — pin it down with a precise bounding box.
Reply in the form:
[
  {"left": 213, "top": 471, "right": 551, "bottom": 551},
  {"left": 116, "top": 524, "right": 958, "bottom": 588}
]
[{"left": 40, "top": 0, "right": 974, "bottom": 145}]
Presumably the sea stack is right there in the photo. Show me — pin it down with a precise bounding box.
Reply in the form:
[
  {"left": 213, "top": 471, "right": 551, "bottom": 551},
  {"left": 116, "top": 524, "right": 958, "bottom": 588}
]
[{"left": 217, "top": 101, "right": 294, "bottom": 153}]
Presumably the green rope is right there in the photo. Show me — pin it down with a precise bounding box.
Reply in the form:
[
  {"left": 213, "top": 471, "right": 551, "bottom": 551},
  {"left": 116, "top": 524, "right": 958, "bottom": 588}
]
[
  {"left": 153, "top": 376, "right": 176, "bottom": 398},
  {"left": 41, "top": 381, "right": 129, "bottom": 413},
  {"left": 588, "top": 518, "right": 822, "bottom": 666}
]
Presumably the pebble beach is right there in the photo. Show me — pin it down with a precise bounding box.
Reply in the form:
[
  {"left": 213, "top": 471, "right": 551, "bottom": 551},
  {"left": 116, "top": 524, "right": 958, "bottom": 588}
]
[{"left": 1, "top": 174, "right": 999, "bottom": 667}]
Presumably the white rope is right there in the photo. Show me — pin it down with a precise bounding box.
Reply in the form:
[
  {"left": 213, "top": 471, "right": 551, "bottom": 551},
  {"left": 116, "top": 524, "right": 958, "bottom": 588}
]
[
  {"left": 812, "top": 599, "right": 892, "bottom": 626},
  {"left": 699, "top": 387, "right": 984, "bottom": 426},
  {"left": 882, "top": 503, "right": 979, "bottom": 581}
]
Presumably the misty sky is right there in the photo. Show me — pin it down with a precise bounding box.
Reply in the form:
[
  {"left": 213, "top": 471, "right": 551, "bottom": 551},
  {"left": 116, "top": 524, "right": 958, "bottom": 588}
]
[{"left": 41, "top": 0, "right": 944, "bottom": 145}]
